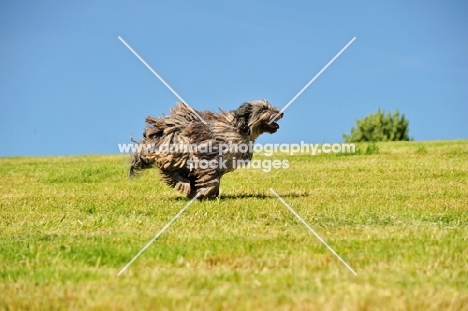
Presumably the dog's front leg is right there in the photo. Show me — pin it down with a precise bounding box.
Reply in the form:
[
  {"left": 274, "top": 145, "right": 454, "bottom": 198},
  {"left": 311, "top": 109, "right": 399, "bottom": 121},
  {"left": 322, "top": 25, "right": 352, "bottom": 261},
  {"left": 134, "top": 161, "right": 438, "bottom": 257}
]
[{"left": 188, "top": 169, "right": 220, "bottom": 200}]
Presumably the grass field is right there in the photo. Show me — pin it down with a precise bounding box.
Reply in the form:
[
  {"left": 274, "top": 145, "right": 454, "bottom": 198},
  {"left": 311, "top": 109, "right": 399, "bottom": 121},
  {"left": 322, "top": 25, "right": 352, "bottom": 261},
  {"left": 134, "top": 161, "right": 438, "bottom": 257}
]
[{"left": 1, "top": 140, "right": 467, "bottom": 310}]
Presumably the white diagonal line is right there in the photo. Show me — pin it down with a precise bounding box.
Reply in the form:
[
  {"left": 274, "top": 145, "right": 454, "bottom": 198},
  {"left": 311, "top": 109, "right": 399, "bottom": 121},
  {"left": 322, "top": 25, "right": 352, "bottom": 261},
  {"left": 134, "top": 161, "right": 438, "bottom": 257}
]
[
  {"left": 117, "top": 195, "right": 198, "bottom": 276},
  {"left": 269, "top": 37, "right": 356, "bottom": 124},
  {"left": 269, "top": 188, "right": 357, "bottom": 275},
  {"left": 118, "top": 36, "right": 207, "bottom": 124}
]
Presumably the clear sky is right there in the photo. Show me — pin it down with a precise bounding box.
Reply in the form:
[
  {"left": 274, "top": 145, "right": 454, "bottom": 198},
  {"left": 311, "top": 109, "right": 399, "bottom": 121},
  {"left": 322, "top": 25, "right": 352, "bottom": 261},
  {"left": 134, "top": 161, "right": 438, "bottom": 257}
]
[{"left": 1, "top": 1, "right": 467, "bottom": 156}]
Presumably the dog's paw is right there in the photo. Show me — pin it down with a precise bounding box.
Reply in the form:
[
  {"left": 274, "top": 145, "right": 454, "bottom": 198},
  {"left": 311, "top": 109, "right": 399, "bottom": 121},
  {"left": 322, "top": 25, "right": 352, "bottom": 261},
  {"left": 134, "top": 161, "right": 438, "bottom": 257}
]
[
  {"left": 188, "top": 186, "right": 219, "bottom": 200},
  {"left": 174, "top": 181, "right": 191, "bottom": 195}
]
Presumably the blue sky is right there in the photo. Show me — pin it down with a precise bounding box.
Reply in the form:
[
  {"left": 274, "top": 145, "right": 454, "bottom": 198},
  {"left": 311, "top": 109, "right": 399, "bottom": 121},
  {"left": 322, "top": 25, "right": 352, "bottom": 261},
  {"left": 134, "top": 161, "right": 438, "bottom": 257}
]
[{"left": 1, "top": 1, "right": 467, "bottom": 156}]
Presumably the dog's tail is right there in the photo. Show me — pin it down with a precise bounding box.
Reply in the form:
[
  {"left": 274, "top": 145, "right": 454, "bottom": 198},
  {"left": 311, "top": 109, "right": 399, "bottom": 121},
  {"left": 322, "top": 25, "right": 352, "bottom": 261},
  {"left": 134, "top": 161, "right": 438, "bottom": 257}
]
[
  {"left": 128, "top": 132, "right": 156, "bottom": 178},
  {"left": 128, "top": 151, "right": 155, "bottom": 178}
]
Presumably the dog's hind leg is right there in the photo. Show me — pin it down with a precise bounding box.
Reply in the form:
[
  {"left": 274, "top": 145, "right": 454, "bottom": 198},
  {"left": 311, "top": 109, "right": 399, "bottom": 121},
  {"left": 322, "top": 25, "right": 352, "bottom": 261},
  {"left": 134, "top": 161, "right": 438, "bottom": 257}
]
[{"left": 159, "top": 170, "right": 191, "bottom": 195}]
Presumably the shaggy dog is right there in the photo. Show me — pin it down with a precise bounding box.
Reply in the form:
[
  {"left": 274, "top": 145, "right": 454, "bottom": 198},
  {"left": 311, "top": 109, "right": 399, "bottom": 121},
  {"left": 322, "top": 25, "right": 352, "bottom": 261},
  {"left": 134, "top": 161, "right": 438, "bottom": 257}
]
[{"left": 129, "top": 99, "right": 283, "bottom": 199}]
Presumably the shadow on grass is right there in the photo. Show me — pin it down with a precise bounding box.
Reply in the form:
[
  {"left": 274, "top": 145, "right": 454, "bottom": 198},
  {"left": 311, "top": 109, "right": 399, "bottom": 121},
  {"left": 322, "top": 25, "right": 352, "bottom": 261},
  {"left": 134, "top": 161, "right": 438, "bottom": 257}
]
[
  {"left": 171, "top": 192, "right": 308, "bottom": 201},
  {"left": 221, "top": 192, "right": 308, "bottom": 199}
]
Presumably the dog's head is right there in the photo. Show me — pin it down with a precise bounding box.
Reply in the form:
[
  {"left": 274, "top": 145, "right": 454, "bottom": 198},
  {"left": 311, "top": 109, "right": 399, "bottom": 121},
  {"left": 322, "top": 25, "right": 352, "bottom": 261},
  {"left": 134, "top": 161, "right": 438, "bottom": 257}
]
[{"left": 234, "top": 99, "right": 283, "bottom": 140}]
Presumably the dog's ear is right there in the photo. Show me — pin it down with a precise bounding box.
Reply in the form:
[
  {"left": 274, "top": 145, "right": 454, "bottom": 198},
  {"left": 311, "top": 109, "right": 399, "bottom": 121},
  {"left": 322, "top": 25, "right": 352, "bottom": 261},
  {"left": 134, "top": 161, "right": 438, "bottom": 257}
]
[
  {"left": 234, "top": 102, "right": 252, "bottom": 136},
  {"left": 234, "top": 102, "right": 252, "bottom": 118}
]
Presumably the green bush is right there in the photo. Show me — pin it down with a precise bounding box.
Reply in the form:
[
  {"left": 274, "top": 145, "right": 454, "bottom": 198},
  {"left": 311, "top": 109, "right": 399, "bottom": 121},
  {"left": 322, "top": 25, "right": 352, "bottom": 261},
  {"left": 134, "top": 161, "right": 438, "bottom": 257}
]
[{"left": 344, "top": 108, "right": 411, "bottom": 142}]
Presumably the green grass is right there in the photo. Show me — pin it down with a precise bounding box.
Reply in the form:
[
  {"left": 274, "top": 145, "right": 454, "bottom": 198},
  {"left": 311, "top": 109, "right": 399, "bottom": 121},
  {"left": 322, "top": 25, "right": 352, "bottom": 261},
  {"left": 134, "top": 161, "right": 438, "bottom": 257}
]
[{"left": 1, "top": 140, "right": 467, "bottom": 310}]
